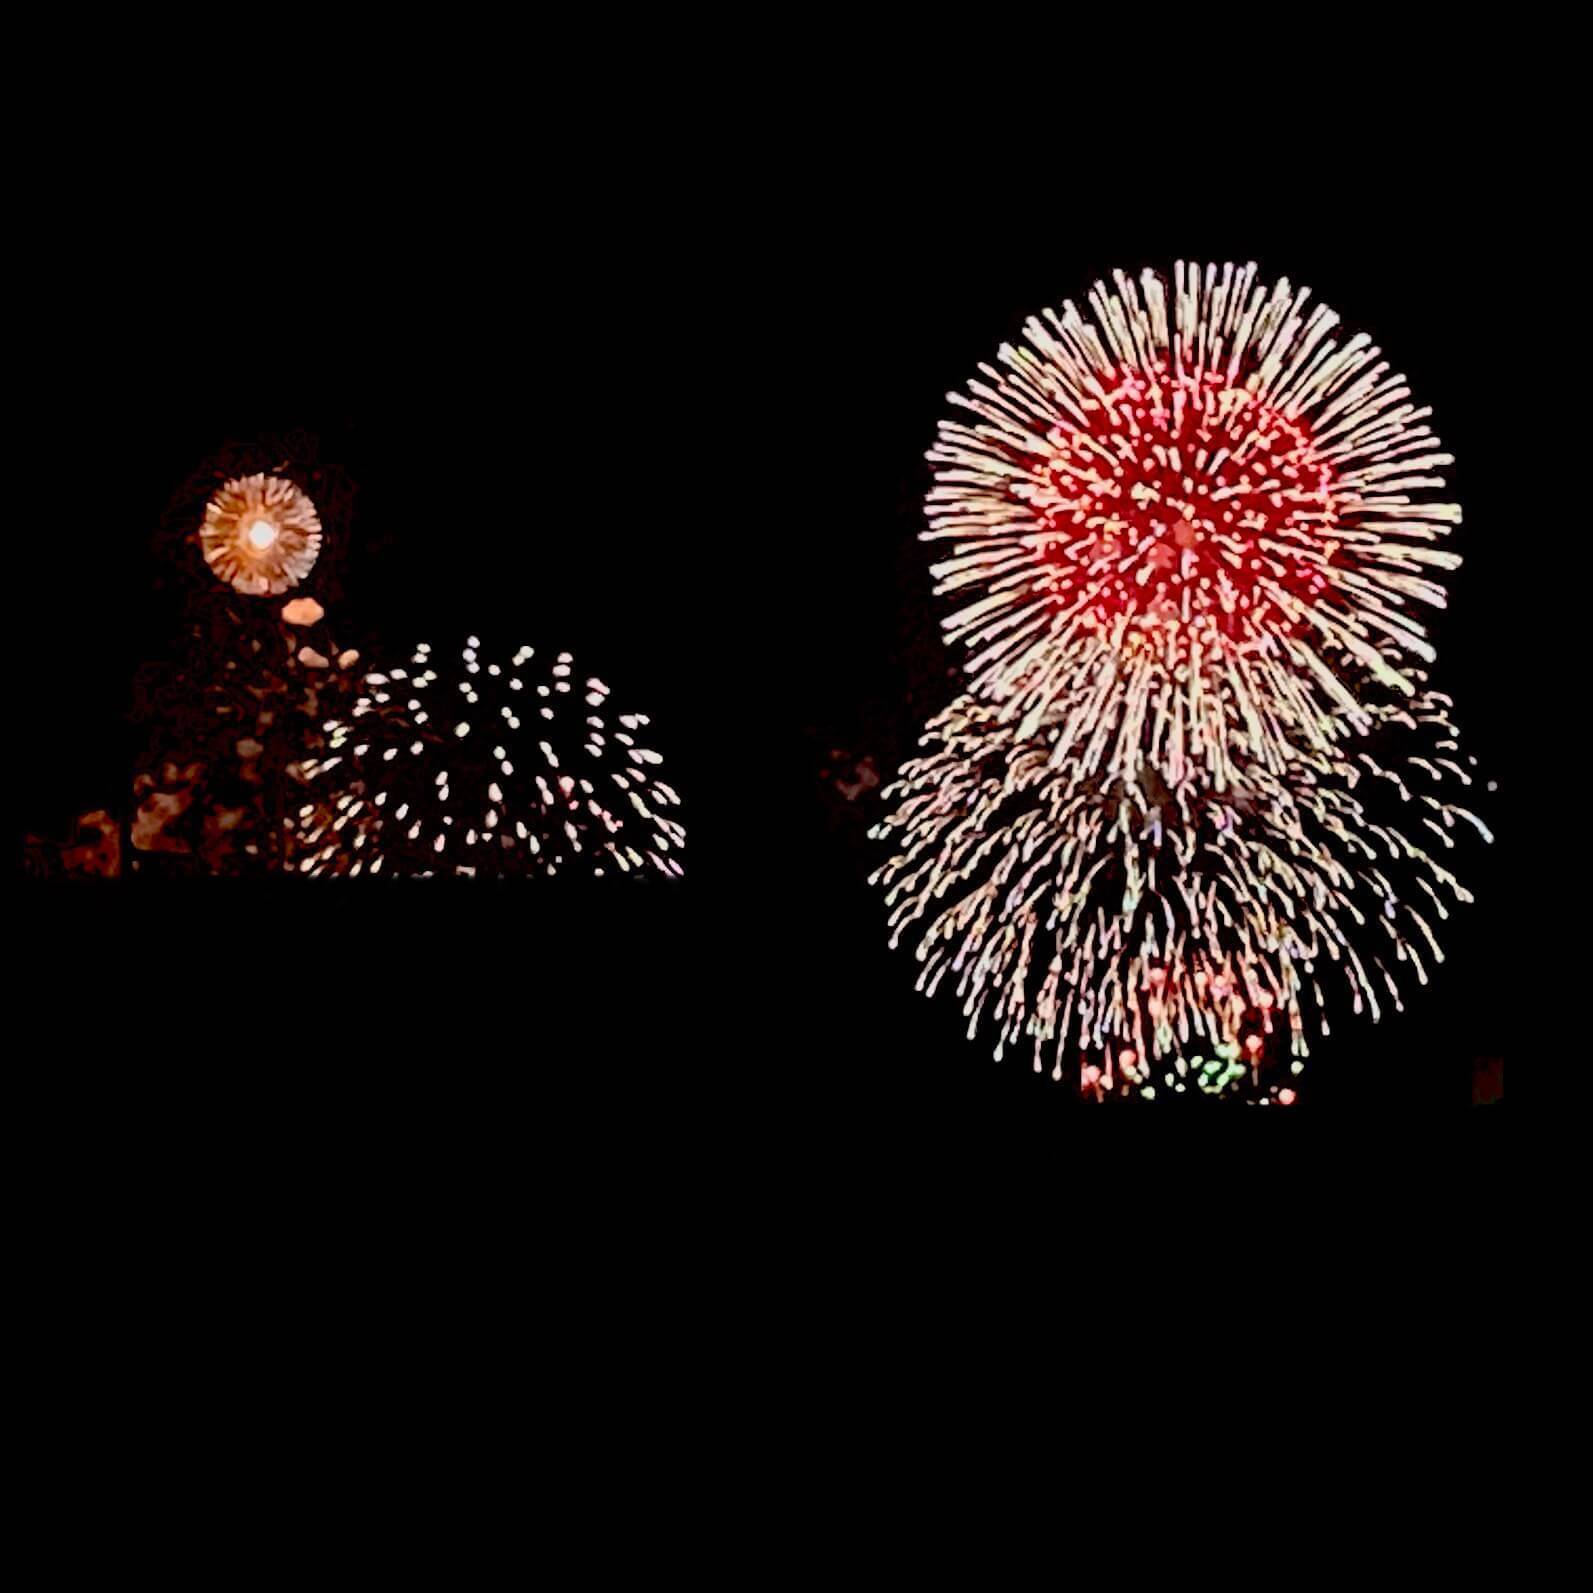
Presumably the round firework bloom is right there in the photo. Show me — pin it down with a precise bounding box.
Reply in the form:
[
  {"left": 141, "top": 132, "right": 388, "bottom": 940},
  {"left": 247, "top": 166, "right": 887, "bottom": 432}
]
[
  {"left": 200, "top": 474, "right": 324, "bottom": 595},
  {"left": 288, "top": 638, "right": 684, "bottom": 879},
  {"left": 869, "top": 686, "right": 1489, "bottom": 1098},
  {"left": 926, "top": 261, "right": 1461, "bottom": 785}
]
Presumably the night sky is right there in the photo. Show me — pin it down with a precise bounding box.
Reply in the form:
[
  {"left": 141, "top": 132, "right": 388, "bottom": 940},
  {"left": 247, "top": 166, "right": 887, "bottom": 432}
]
[{"left": 16, "top": 117, "right": 1527, "bottom": 1164}]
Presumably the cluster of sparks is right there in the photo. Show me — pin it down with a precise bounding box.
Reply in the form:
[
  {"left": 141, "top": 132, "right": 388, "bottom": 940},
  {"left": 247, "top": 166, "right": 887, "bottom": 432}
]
[
  {"left": 872, "top": 262, "right": 1488, "bottom": 1101},
  {"left": 200, "top": 474, "right": 323, "bottom": 596},
  {"left": 288, "top": 638, "right": 685, "bottom": 879},
  {"left": 872, "top": 687, "right": 1490, "bottom": 1096}
]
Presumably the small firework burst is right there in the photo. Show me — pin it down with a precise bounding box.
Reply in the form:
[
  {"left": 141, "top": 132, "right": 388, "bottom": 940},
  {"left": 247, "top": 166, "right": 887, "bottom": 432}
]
[
  {"left": 200, "top": 474, "right": 323, "bottom": 595},
  {"left": 288, "top": 638, "right": 684, "bottom": 879},
  {"left": 926, "top": 262, "right": 1460, "bottom": 780},
  {"left": 870, "top": 686, "right": 1490, "bottom": 1099}
]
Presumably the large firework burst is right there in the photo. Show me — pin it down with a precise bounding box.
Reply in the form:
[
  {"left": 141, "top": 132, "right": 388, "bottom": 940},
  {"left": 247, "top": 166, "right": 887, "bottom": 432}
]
[
  {"left": 287, "top": 638, "right": 684, "bottom": 879},
  {"left": 200, "top": 474, "right": 324, "bottom": 596},
  {"left": 925, "top": 262, "right": 1460, "bottom": 784},
  {"left": 872, "top": 261, "right": 1488, "bottom": 1098},
  {"left": 870, "top": 686, "right": 1490, "bottom": 1099}
]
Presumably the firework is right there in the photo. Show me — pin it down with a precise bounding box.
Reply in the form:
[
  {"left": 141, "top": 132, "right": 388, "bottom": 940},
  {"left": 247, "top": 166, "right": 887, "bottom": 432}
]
[
  {"left": 200, "top": 474, "right": 323, "bottom": 596},
  {"left": 870, "top": 261, "right": 1489, "bottom": 1095},
  {"left": 288, "top": 638, "right": 684, "bottom": 879},
  {"left": 925, "top": 262, "right": 1461, "bottom": 783},
  {"left": 871, "top": 687, "right": 1490, "bottom": 1098}
]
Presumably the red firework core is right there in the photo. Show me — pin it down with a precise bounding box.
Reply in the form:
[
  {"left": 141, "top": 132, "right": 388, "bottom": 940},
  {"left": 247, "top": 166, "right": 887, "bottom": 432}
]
[{"left": 1016, "top": 359, "right": 1342, "bottom": 645}]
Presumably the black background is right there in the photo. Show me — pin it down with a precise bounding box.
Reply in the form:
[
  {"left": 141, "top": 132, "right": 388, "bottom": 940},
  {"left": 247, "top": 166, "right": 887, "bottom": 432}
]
[{"left": 14, "top": 90, "right": 1534, "bottom": 1195}]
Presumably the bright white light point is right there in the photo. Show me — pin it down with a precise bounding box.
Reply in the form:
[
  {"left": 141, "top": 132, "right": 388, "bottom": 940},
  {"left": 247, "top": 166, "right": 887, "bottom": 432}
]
[
  {"left": 488, "top": 664, "right": 501, "bottom": 676},
  {"left": 383, "top": 748, "right": 398, "bottom": 761},
  {"left": 488, "top": 782, "right": 503, "bottom": 802},
  {"left": 456, "top": 723, "right": 470, "bottom": 737},
  {"left": 509, "top": 679, "right": 522, "bottom": 690},
  {"left": 247, "top": 519, "right": 278, "bottom": 549},
  {"left": 501, "top": 760, "right": 514, "bottom": 776},
  {"left": 410, "top": 741, "right": 424, "bottom": 755},
  {"left": 493, "top": 745, "right": 506, "bottom": 759},
  {"left": 515, "top": 821, "right": 527, "bottom": 838},
  {"left": 434, "top": 835, "right": 446, "bottom": 853},
  {"left": 467, "top": 636, "right": 481, "bottom": 649}
]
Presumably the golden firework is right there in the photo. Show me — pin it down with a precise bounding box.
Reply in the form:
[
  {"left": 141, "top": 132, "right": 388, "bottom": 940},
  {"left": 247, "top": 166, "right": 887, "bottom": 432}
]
[{"left": 200, "top": 474, "right": 323, "bottom": 595}]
